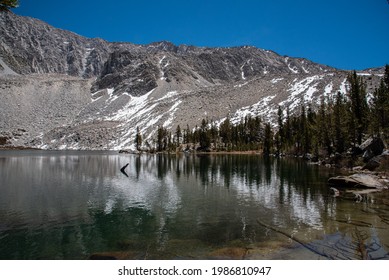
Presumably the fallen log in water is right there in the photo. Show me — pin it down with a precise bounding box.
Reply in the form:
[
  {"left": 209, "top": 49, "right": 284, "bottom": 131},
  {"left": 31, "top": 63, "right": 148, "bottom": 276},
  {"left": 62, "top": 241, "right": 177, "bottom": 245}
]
[
  {"left": 256, "top": 219, "right": 329, "bottom": 259},
  {"left": 256, "top": 219, "right": 375, "bottom": 259}
]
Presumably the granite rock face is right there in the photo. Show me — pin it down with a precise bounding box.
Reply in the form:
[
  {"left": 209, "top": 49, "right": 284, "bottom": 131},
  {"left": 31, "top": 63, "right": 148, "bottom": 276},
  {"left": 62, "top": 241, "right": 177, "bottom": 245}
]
[
  {"left": 0, "top": 11, "right": 114, "bottom": 77},
  {"left": 0, "top": 11, "right": 335, "bottom": 87}
]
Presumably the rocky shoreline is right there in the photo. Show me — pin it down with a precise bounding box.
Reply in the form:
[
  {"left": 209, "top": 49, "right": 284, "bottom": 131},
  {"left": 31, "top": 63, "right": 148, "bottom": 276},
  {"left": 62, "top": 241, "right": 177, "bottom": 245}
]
[
  {"left": 0, "top": 145, "right": 40, "bottom": 150},
  {"left": 323, "top": 137, "right": 389, "bottom": 200}
]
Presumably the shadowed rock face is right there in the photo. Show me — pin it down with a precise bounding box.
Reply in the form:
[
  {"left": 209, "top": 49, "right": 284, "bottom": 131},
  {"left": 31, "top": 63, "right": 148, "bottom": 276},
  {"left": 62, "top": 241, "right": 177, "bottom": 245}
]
[
  {"left": 0, "top": 11, "right": 385, "bottom": 150},
  {"left": 0, "top": 11, "right": 113, "bottom": 77}
]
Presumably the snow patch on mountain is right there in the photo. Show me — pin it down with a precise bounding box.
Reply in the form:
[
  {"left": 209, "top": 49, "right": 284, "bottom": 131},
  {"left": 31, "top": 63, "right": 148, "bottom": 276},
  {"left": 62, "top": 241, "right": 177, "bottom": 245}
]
[
  {"left": 106, "top": 88, "right": 118, "bottom": 103},
  {"left": 83, "top": 88, "right": 186, "bottom": 150},
  {"left": 159, "top": 55, "right": 169, "bottom": 80},
  {"left": 240, "top": 63, "right": 246, "bottom": 80},
  {"left": 301, "top": 64, "right": 310, "bottom": 74},
  {"left": 163, "top": 100, "right": 182, "bottom": 128},
  {"left": 234, "top": 81, "right": 249, "bottom": 88},
  {"left": 271, "top": 78, "right": 284, "bottom": 84},
  {"left": 157, "top": 90, "right": 179, "bottom": 101},
  {"left": 227, "top": 95, "right": 277, "bottom": 125},
  {"left": 285, "top": 57, "right": 299, "bottom": 74},
  {"left": 324, "top": 82, "right": 333, "bottom": 97},
  {"left": 339, "top": 78, "right": 348, "bottom": 94},
  {"left": 280, "top": 75, "right": 320, "bottom": 110}
]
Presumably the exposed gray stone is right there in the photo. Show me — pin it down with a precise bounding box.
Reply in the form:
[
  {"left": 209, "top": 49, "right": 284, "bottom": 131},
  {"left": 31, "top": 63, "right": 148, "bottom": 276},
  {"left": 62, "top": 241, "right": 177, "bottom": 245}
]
[
  {"left": 328, "top": 173, "right": 387, "bottom": 189},
  {"left": 358, "top": 137, "right": 386, "bottom": 161}
]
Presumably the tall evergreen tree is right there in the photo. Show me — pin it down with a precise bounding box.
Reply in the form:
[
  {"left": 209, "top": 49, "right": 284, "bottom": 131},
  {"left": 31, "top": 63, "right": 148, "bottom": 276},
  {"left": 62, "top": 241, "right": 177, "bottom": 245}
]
[
  {"left": 384, "top": 65, "right": 389, "bottom": 138},
  {"left": 348, "top": 71, "right": 368, "bottom": 145},
  {"left": 156, "top": 126, "right": 168, "bottom": 152},
  {"left": 371, "top": 80, "right": 387, "bottom": 135},
  {"left": 370, "top": 65, "right": 389, "bottom": 139},
  {"left": 183, "top": 124, "right": 192, "bottom": 144},
  {"left": 277, "top": 106, "right": 284, "bottom": 153},
  {"left": 0, "top": 0, "right": 19, "bottom": 11},
  {"left": 209, "top": 120, "right": 219, "bottom": 149},
  {"left": 384, "top": 64, "right": 389, "bottom": 89},
  {"left": 284, "top": 106, "right": 292, "bottom": 149},
  {"left": 199, "top": 119, "right": 210, "bottom": 149},
  {"left": 316, "top": 97, "right": 331, "bottom": 155},
  {"left": 333, "top": 91, "right": 347, "bottom": 153},
  {"left": 298, "top": 104, "right": 307, "bottom": 154},
  {"left": 219, "top": 117, "right": 232, "bottom": 149},
  {"left": 263, "top": 123, "right": 273, "bottom": 156},
  {"left": 134, "top": 126, "right": 142, "bottom": 151},
  {"left": 302, "top": 104, "right": 313, "bottom": 154},
  {"left": 175, "top": 125, "right": 182, "bottom": 146}
]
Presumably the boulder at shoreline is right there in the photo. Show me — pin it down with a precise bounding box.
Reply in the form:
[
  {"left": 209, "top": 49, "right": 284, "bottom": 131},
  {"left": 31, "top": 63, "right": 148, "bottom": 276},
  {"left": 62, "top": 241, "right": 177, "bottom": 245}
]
[{"left": 328, "top": 173, "right": 387, "bottom": 190}]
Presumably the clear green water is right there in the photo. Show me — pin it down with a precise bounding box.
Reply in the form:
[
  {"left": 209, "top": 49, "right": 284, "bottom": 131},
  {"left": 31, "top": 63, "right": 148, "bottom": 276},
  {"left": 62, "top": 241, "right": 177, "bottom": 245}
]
[{"left": 0, "top": 150, "right": 388, "bottom": 260}]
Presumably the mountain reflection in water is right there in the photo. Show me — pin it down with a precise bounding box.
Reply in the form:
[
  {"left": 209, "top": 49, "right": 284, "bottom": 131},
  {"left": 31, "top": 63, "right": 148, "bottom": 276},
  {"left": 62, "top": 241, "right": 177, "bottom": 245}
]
[{"left": 0, "top": 150, "right": 388, "bottom": 259}]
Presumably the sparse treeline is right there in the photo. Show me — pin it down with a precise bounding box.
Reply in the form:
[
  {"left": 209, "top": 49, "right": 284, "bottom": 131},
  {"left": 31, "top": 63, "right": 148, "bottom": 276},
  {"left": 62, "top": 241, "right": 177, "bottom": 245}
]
[
  {"left": 151, "top": 115, "right": 263, "bottom": 153},
  {"left": 139, "top": 66, "right": 389, "bottom": 158},
  {"left": 275, "top": 67, "right": 389, "bottom": 158}
]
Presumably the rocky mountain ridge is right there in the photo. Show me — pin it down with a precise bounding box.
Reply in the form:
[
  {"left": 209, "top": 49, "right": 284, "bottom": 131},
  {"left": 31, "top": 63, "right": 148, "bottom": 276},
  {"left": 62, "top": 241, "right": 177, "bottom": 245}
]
[{"left": 0, "top": 11, "right": 384, "bottom": 150}]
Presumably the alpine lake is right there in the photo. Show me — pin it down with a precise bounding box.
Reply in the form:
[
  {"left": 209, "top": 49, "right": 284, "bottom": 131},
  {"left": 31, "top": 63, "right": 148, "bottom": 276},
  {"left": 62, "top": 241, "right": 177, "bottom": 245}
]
[{"left": 1, "top": 150, "right": 388, "bottom": 260}]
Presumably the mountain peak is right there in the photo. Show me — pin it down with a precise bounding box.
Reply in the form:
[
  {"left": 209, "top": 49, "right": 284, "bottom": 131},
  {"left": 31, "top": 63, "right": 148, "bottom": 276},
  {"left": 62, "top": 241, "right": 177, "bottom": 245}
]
[{"left": 146, "top": 41, "right": 178, "bottom": 52}]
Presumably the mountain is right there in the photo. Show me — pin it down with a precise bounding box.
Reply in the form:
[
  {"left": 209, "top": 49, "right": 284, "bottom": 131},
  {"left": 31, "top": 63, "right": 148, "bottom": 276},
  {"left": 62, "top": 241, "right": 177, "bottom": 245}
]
[{"left": 0, "top": 11, "right": 384, "bottom": 150}]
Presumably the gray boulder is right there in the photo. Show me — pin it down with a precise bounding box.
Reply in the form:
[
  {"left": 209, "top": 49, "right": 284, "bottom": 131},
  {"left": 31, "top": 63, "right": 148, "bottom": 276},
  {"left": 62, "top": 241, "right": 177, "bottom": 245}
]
[
  {"left": 357, "top": 137, "right": 386, "bottom": 161},
  {"left": 328, "top": 173, "right": 387, "bottom": 189},
  {"left": 363, "top": 150, "right": 389, "bottom": 171}
]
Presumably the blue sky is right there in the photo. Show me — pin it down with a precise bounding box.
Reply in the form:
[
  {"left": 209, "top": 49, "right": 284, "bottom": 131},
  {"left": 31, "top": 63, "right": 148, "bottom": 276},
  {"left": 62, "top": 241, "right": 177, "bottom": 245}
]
[{"left": 14, "top": 0, "right": 389, "bottom": 70}]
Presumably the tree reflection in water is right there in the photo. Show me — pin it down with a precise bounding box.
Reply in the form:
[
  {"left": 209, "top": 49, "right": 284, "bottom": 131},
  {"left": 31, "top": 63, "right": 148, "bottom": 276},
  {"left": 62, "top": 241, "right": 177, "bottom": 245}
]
[{"left": 0, "top": 151, "right": 388, "bottom": 259}]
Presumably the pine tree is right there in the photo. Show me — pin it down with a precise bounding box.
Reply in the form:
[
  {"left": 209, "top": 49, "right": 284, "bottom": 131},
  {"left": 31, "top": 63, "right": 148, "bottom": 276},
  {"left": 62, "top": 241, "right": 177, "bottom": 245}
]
[
  {"left": 168, "top": 131, "right": 173, "bottom": 150},
  {"left": 371, "top": 80, "right": 386, "bottom": 135},
  {"left": 371, "top": 65, "right": 389, "bottom": 139},
  {"left": 0, "top": 0, "right": 19, "bottom": 11},
  {"left": 277, "top": 106, "right": 284, "bottom": 153},
  {"left": 209, "top": 120, "right": 219, "bottom": 149},
  {"left": 307, "top": 105, "right": 318, "bottom": 156},
  {"left": 134, "top": 126, "right": 142, "bottom": 151},
  {"left": 333, "top": 91, "right": 347, "bottom": 153},
  {"left": 156, "top": 126, "right": 168, "bottom": 152},
  {"left": 348, "top": 71, "right": 368, "bottom": 145},
  {"left": 219, "top": 117, "right": 232, "bottom": 149},
  {"left": 247, "top": 116, "right": 261, "bottom": 149},
  {"left": 284, "top": 106, "right": 292, "bottom": 150},
  {"left": 302, "top": 104, "right": 312, "bottom": 154},
  {"left": 199, "top": 119, "right": 210, "bottom": 150},
  {"left": 317, "top": 97, "right": 331, "bottom": 155},
  {"left": 297, "top": 104, "right": 307, "bottom": 154},
  {"left": 384, "top": 65, "right": 389, "bottom": 138},
  {"left": 263, "top": 123, "right": 273, "bottom": 156},
  {"left": 183, "top": 124, "right": 192, "bottom": 144},
  {"left": 175, "top": 125, "right": 182, "bottom": 146},
  {"left": 384, "top": 64, "right": 389, "bottom": 89}
]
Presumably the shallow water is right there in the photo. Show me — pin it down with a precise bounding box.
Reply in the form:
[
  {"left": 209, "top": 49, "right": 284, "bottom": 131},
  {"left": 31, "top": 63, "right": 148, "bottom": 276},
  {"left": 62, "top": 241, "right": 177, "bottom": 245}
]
[{"left": 0, "top": 150, "right": 388, "bottom": 259}]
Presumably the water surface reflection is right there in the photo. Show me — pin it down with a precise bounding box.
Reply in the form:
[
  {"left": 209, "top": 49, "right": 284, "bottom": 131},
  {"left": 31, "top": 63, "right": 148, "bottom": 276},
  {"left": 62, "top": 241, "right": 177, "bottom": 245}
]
[{"left": 0, "top": 151, "right": 388, "bottom": 259}]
